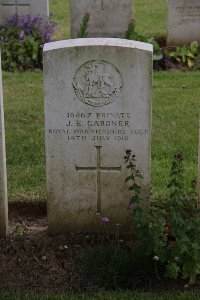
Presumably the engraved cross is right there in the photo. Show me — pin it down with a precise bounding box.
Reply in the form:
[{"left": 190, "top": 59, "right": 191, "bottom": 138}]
[
  {"left": 76, "top": 146, "right": 121, "bottom": 213},
  {"left": 2, "top": 0, "right": 29, "bottom": 15}
]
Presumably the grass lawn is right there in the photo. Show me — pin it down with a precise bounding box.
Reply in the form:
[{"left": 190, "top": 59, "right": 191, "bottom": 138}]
[
  {"left": 50, "top": 0, "right": 70, "bottom": 40},
  {"left": 152, "top": 71, "right": 199, "bottom": 196},
  {"left": 134, "top": 0, "right": 167, "bottom": 38},
  {"left": 3, "top": 71, "right": 200, "bottom": 202},
  {"left": 1, "top": 292, "right": 200, "bottom": 300},
  {"left": 3, "top": 71, "right": 45, "bottom": 202},
  {"left": 50, "top": 0, "right": 167, "bottom": 40}
]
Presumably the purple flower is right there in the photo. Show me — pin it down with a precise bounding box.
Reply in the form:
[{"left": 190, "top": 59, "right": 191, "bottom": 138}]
[
  {"left": 19, "top": 30, "right": 24, "bottom": 38},
  {"left": 101, "top": 216, "right": 109, "bottom": 223},
  {"left": 127, "top": 203, "right": 134, "bottom": 210},
  {"left": 1, "top": 13, "right": 58, "bottom": 71},
  {"left": 52, "top": 22, "right": 58, "bottom": 30}
]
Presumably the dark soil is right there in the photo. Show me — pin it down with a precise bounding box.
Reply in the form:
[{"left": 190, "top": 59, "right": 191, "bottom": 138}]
[
  {"left": 1, "top": 203, "right": 95, "bottom": 294},
  {"left": 0, "top": 203, "right": 200, "bottom": 294}
]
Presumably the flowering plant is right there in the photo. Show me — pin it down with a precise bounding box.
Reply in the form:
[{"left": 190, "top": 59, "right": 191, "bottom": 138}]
[
  {"left": 125, "top": 150, "right": 200, "bottom": 284},
  {"left": 0, "top": 15, "right": 57, "bottom": 71}
]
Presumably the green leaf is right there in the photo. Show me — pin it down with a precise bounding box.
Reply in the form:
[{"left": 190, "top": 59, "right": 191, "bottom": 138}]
[
  {"left": 165, "top": 262, "right": 180, "bottom": 279},
  {"left": 187, "top": 53, "right": 195, "bottom": 59},
  {"left": 135, "top": 173, "right": 144, "bottom": 179},
  {"left": 16, "top": 226, "right": 24, "bottom": 234},
  {"left": 129, "top": 183, "right": 141, "bottom": 192},
  {"left": 153, "top": 53, "right": 163, "bottom": 61},
  {"left": 187, "top": 58, "right": 194, "bottom": 68},
  {"left": 190, "top": 41, "right": 199, "bottom": 54},
  {"left": 125, "top": 175, "right": 134, "bottom": 182}
]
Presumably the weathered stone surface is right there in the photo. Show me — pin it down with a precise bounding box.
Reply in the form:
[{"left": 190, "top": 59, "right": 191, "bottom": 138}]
[
  {"left": 0, "top": 0, "right": 49, "bottom": 27},
  {"left": 167, "top": 0, "right": 200, "bottom": 46},
  {"left": 0, "top": 52, "right": 8, "bottom": 237},
  {"left": 70, "top": 0, "right": 133, "bottom": 38},
  {"left": 44, "top": 38, "right": 152, "bottom": 234}
]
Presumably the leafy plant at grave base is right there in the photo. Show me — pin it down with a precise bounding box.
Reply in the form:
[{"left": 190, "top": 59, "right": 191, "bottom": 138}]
[
  {"left": 16, "top": 226, "right": 25, "bottom": 235},
  {"left": 125, "top": 150, "right": 200, "bottom": 284},
  {"left": 0, "top": 14, "right": 58, "bottom": 71},
  {"left": 80, "top": 244, "right": 162, "bottom": 289},
  {"left": 79, "top": 152, "right": 162, "bottom": 290},
  {"left": 77, "top": 13, "right": 90, "bottom": 38},
  {"left": 165, "top": 41, "right": 200, "bottom": 69},
  {"left": 125, "top": 20, "right": 163, "bottom": 62}
]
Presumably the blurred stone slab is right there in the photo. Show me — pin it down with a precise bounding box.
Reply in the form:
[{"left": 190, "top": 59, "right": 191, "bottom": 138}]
[
  {"left": 167, "top": 0, "right": 200, "bottom": 46},
  {"left": 70, "top": 0, "right": 133, "bottom": 38},
  {"left": 43, "top": 38, "right": 152, "bottom": 234},
  {"left": 0, "top": 52, "right": 8, "bottom": 237},
  {"left": 0, "top": 0, "right": 49, "bottom": 27}
]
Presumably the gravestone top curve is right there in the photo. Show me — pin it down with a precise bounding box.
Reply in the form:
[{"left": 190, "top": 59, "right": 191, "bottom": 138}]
[{"left": 43, "top": 38, "right": 153, "bottom": 52}]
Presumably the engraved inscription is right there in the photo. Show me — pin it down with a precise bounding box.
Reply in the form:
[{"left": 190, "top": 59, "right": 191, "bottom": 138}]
[
  {"left": 73, "top": 60, "right": 122, "bottom": 107},
  {"left": 175, "top": 5, "right": 200, "bottom": 25},
  {"left": 48, "top": 111, "right": 149, "bottom": 142},
  {"left": 76, "top": 146, "right": 121, "bottom": 213}
]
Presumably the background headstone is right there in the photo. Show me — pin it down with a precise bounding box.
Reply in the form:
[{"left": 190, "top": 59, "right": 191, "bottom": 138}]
[
  {"left": 0, "top": 0, "right": 49, "bottom": 28},
  {"left": 70, "top": 0, "right": 133, "bottom": 38},
  {"left": 167, "top": 0, "right": 200, "bottom": 46},
  {"left": 44, "top": 38, "right": 152, "bottom": 234},
  {"left": 0, "top": 51, "right": 8, "bottom": 237}
]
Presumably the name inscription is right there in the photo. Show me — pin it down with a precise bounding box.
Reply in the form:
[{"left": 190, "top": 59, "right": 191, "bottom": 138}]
[{"left": 48, "top": 111, "right": 149, "bottom": 142}]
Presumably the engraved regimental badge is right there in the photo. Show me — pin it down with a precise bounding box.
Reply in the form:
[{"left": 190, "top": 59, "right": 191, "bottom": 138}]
[{"left": 73, "top": 60, "right": 122, "bottom": 107}]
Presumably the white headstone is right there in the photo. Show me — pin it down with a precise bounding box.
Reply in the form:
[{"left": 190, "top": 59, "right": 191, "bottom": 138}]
[
  {"left": 70, "top": 0, "right": 133, "bottom": 38},
  {"left": 0, "top": 0, "right": 49, "bottom": 27},
  {"left": 0, "top": 51, "right": 8, "bottom": 237},
  {"left": 44, "top": 38, "right": 152, "bottom": 234},
  {"left": 167, "top": 0, "right": 200, "bottom": 46}
]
